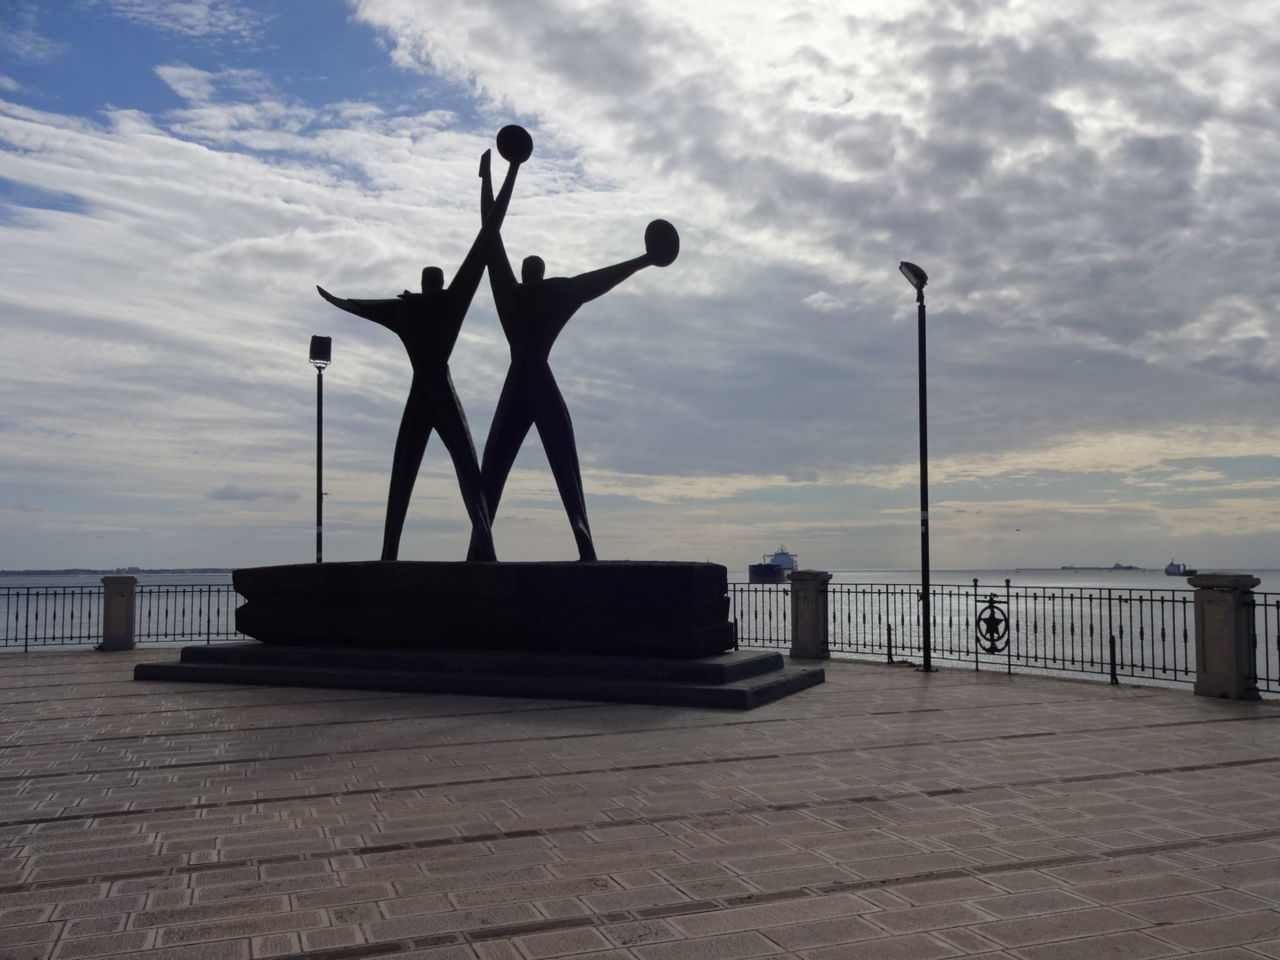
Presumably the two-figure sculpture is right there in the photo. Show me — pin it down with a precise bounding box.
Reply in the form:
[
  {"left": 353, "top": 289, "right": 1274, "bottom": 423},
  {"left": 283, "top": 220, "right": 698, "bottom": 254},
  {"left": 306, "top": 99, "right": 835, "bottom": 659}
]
[{"left": 318, "top": 126, "right": 679, "bottom": 561}]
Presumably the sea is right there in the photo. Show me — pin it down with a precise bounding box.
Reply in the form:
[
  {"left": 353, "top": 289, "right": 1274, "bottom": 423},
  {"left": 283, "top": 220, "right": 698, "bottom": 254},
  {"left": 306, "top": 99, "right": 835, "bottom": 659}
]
[
  {"left": 732, "top": 567, "right": 1280, "bottom": 594},
  {"left": 3, "top": 567, "right": 1276, "bottom": 593}
]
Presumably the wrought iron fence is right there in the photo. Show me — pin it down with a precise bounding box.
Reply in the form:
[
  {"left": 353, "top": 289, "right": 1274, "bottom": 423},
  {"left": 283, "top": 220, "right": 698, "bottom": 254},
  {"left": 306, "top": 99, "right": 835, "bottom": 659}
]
[
  {"left": 1, "top": 582, "right": 246, "bottom": 649},
  {"left": 136, "top": 583, "right": 244, "bottom": 644},
  {"left": 4, "top": 578, "right": 1275, "bottom": 695},
  {"left": 727, "top": 582, "right": 790, "bottom": 647},
  {"left": 1, "top": 585, "right": 103, "bottom": 651},
  {"left": 733, "top": 579, "right": 1199, "bottom": 687},
  {"left": 1249, "top": 592, "right": 1280, "bottom": 694}
]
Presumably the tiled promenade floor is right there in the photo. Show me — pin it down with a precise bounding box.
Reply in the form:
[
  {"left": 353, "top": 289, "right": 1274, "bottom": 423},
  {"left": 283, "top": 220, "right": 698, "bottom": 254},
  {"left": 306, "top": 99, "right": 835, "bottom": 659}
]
[{"left": 3, "top": 652, "right": 1280, "bottom": 960}]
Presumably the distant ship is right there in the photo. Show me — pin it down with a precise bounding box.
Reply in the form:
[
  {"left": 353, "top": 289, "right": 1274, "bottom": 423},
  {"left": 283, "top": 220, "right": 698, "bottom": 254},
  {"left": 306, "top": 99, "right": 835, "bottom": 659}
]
[
  {"left": 1059, "top": 563, "right": 1141, "bottom": 571},
  {"left": 1165, "top": 559, "right": 1197, "bottom": 576},
  {"left": 749, "top": 546, "right": 798, "bottom": 584}
]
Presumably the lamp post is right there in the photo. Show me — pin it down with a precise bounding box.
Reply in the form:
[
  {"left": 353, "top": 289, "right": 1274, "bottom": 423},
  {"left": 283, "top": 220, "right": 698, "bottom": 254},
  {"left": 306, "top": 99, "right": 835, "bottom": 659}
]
[
  {"left": 898, "top": 261, "right": 935, "bottom": 672},
  {"left": 309, "top": 335, "right": 332, "bottom": 563}
]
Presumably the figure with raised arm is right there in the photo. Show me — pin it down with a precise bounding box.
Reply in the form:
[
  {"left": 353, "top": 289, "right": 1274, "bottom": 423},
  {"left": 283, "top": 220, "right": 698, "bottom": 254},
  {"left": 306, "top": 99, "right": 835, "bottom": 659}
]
[
  {"left": 467, "top": 165, "right": 679, "bottom": 562},
  {"left": 317, "top": 125, "right": 533, "bottom": 562}
]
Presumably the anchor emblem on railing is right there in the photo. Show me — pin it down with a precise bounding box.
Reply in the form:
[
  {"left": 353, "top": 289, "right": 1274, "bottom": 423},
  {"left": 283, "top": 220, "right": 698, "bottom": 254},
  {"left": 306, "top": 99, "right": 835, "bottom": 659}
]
[{"left": 976, "top": 593, "right": 1010, "bottom": 653}]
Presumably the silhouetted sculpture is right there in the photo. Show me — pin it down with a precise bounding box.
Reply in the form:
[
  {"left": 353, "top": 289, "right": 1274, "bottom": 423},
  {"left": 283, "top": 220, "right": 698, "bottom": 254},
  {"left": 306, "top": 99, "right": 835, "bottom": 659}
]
[
  {"left": 467, "top": 166, "right": 679, "bottom": 561},
  {"left": 318, "top": 126, "right": 533, "bottom": 562}
]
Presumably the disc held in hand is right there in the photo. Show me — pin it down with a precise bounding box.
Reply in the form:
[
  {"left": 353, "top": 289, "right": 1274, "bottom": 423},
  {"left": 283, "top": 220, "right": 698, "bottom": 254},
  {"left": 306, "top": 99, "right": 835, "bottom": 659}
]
[
  {"left": 644, "top": 219, "right": 679, "bottom": 266},
  {"left": 496, "top": 125, "right": 533, "bottom": 164}
]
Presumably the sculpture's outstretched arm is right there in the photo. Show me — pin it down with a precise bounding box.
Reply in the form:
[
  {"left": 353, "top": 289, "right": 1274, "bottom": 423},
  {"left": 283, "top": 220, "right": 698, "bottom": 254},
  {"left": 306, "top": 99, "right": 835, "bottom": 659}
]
[
  {"left": 448, "top": 148, "right": 522, "bottom": 303},
  {"left": 315, "top": 286, "right": 401, "bottom": 332},
  {"left": 564, "top": 254, "right": 652, "bottom": 306},
  {"left": 479, "top": 149, "right": 519, "bottom": 314}
]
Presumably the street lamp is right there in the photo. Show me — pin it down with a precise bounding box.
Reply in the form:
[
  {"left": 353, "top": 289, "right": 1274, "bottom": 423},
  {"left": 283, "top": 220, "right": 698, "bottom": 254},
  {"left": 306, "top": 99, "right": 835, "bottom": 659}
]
[
  {"left": 309, "top": 335, "right": 332, "bottom": 563},
  {"left": 898, "top": 261, "right": 935, "bottom": 672}
]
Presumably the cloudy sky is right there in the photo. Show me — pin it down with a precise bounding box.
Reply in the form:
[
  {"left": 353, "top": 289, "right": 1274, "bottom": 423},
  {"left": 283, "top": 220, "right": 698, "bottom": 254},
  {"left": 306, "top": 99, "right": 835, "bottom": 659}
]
[{"left": 1, "top": 0, "right": 1277, "bottom": 573}]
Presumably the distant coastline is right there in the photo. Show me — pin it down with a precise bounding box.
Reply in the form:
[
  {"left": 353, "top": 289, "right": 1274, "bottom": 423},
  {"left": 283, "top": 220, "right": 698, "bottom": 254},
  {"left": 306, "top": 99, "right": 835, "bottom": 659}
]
[
  {"left": 1058, "top": 563, "right": 1142, "bottom": 572},
  {"left": 0, "top": 567, "right": 232, "bottom": 576}
]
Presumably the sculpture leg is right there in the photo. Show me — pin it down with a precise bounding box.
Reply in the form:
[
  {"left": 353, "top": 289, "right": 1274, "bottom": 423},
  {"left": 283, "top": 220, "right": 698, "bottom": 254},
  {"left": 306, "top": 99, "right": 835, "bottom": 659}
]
[
  {"left": 466, "top": 371, "right": 534, "bottom": 561},
  {"left": 382, "top": 382, "right": 433, "bottom": 562},
  {"left": 530, "top": 369, "right": 596, "bottom": 562},
  {"left": 425, "top": 370, "right": 497, "bottom": 562}
]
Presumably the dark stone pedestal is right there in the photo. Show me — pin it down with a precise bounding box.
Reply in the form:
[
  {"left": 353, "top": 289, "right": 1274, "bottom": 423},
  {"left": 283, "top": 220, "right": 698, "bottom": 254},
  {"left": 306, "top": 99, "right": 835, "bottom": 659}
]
[
  {"left": 231, "top": 560, "right": 735, "bottom": 658},
  {"left": 133, "top": 560, "right": 825, "bottom": 708},
  {"left": 134, "top": 644, "right": 825, "bottom": 710}
]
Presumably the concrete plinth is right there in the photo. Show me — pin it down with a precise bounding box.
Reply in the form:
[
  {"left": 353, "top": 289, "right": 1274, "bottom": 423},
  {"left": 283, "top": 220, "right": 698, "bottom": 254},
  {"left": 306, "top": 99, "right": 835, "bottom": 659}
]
[
  {"left": 788, "top": 569, "right": 832, "bottom": 659},
  {"left": 99, "top": 575, "right": 137, "bottom": 651},
  {"left": 1189, "top": 572, "right": 1260, "bottom": 700}
]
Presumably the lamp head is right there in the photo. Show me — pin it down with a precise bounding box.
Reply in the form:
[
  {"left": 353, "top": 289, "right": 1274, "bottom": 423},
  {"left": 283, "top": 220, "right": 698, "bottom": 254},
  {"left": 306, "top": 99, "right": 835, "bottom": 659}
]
[
  {"left": 309, "top": 335, "right": 332, "bottom": 369},
  {"left": 898, "top": 261, "right": 928, "bottom": 291}
]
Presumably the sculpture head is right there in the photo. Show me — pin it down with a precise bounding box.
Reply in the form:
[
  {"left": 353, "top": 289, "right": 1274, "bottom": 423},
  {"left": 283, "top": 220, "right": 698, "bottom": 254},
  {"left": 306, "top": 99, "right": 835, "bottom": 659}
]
[
  {"left": 521, "top": 255, "right": 546, "bottom": 283},
  {"left": 421, "top": 266, "right": 444, "bottom": 292}
]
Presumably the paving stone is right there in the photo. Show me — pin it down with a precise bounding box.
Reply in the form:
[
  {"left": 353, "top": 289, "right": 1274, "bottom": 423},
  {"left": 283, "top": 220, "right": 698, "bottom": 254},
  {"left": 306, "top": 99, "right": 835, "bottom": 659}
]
[
  {"left": 758, "top": 914, "right": 883, "bottom": 950},
  {"left": 1120, "top": 893, "right": 1231, "bottom": 924},
  {"left": 868, "top": 901, "right": 997, "bottom": 934},
  {"left": 669, "top": 893, "right": 868, "bottom": 938},
  {"left": 299, "top": 924, "right": 363, "bottom": 951},
  {"left": 600, "top": 919, "right": 682, "bottom": 947},
  {"left": 154, "top": 908, "right": 326, "bottom": 947},
  {"left": 515, "top": 926, "right": 613, "bottom": 958},
  {"left": 581, "top": 884, "right": 690, "bottom": 913},
  {"left": 972, "top": 907, "right": 1144, "bottom": 947},
  {"left": 972, "top": 889, "right": 1096, "bottom": 918},
  {"left": 130, "top": 895, "right": 289, "bottom": 929},
  {"left": 890, "top": 877, "right": 1005, "bottom": 905},
  {"left": 633, "top": 931, "right": 784, "bottom": 960},
  {"left": 366, "top": 904, "right": 542, "bottom": 942},
  {"left": 1014, "top": 930, "right": 1183, "bottom": 960},
  {"left": 1196, "top": 887, "right": 1276, "bottom": 911},
  {"left": 803, "top": 932, "right": 961, "bottom": 960},
  {"left": 1147, "top": 910, "right": 1280, "bottom": 950}
]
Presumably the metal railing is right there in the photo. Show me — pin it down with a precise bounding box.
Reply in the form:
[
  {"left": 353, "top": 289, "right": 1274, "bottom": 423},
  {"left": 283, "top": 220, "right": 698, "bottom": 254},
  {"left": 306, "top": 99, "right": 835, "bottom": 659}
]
[
  {"left": 136, "top": 583, "right": 245, "bottom": 644},
  {"left": 1248, "top": 592, "right": 1279, "bottom": 694},
  {"left": 1, "top": 582, "right": 247, "bottom": 650},
  {"left": 727, "top": 582, "right": 790, "bottom": 648},
  {"left": 3, "top": 578, "right": 1273, "bottom": 696},
  {"left": 1, "top": 585, "right": 104, "bottom": 651},
  {"left": 733, "top": 578, "right": 1199, "bottom": 687}
]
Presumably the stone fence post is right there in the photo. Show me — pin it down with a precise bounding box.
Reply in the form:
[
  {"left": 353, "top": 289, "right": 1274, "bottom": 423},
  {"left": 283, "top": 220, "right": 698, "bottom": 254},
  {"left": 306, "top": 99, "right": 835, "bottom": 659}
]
[
  {"left": 788, "top": 569, "right": 832, "bottom": 659},
  {"left": 1188, "top": 573, "right": 1259, "bottom": 700},
  {"left": 99, "top": 575, "right": 138, "bottom": 651}
]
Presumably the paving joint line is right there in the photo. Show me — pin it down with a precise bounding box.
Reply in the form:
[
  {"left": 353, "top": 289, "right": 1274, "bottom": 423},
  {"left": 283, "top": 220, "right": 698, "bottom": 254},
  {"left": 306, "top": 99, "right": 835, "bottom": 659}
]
[
  {"left": 8, "top": 754, "right": 1280, "bottom": 893},
  {"left": 6, "top": 730, "right": 1280, "bottom": 833},
  {"left": 8, "top": 701, "right": 1278, "bottom": 787}
]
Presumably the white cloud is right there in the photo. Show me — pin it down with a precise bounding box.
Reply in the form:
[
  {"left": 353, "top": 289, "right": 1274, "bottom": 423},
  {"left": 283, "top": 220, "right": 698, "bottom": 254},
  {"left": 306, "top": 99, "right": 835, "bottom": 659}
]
[
  {"left": 208, "top": 484, "right": 300, "bottom": 502},
  {"left": 91, "top": 0, "right": 267, "bottom": 41}
]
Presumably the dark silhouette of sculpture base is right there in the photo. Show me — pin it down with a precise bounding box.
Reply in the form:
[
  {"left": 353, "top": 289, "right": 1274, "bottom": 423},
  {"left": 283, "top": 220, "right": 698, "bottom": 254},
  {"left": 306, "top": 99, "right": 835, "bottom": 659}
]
[
  {"left": 133, "top": 126, "right": 824, "bottom": 708},
  {"left": 136, "top": 559, "right": 825, "bottom": 708},
  {"left": 316, "top": 125, "right": 533, "bottom": 562}
]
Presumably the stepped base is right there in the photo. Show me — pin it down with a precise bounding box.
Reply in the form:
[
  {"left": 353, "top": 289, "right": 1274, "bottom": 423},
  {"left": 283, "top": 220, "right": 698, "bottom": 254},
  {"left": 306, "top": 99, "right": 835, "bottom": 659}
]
[
  {"left": 233, "top": 560, "right": 735, "bottom": 658},
  {"left": 134, "top": 643, "right": 825, "bottom": 710}
]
